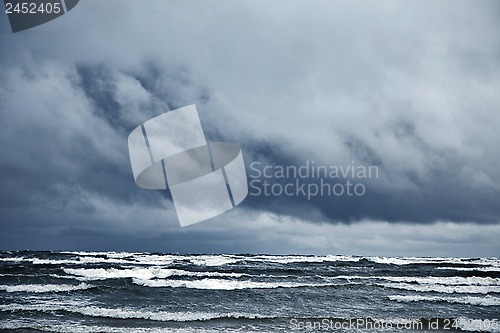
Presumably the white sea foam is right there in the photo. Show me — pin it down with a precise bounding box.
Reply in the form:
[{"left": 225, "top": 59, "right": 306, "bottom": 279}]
[
  {"left": 61, "top": 251, "right": 142, "bottom": 258},
  {"left": 366, "top": 257, "right": 462, "bottom": 266},
  {"left": 325, "top": 275, "right": 500, "bottom": 293},
  {"left": 0, "top": 255, "right": 364, "bottom": 266},
  {"left": 388, "top": 295, "right": 500, "bottom": 306},
  {"left": 383, "top": 283, "right": 500, "bottom": 294},
  {"left": 365, "top": 256, "right": 500, "bottom": 268},
  {"left": 0, "top": 257, "right": 25, "bottom": 262},
  {"left": 0, "top": 303, "right": 270, "bottom": 322},
  {"left": 0, "top": 283, "right": 91, "bottom": 293},
  {"left": 246, "top": 254, "right": 361, "bottom": 264},
  {"left": 3, "top": 253, "right": 498, "bottom": 269},
  {"left": 0, "top": 320, "right": 235, "bottom": 333},
  {"left": 185, "top": 254, "right": 499, "bottom": 267},
  {"left": 132, "top": 277, "right": 498, "bottom": 293},
  {"left": 436, "top": 266, "right": 500, "bottom": 272},
  {"left": 330, "top": 275, "right": 500, "bottom": 286},
  {"left": 0, "top": 253, "right": 172, "bottom": 266},
  {"left": 58, "top": 269, "right": 497, "bottom": 292},
  {"left": 0, "top": 257, "right": 133, "bottom": 265},
  {"left": 131, "top": 277, "right": 342, "bottom": 290},
  {"left": 63, "top": 267, "right": 246, "bottom": 281},
  {"left": 125, "top": 254, "right": 178, "bottom": 265},
  {"left": 187, "top": 255, "right": 241, "bottom": 266}
]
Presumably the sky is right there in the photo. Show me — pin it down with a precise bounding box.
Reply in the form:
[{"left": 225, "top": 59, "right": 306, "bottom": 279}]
[{"left": 0, "top": 0, "right": 499, "bottom": 257}]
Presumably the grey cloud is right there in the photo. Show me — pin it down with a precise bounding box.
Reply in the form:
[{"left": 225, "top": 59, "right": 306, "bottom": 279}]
[{"left": 0, "top": 0, "right": 499, "bottom": 255}]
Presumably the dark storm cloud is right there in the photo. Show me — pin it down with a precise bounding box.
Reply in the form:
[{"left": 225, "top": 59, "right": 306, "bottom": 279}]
[{"left": 0, "top": 0, "right": 499, "bottom": 255}]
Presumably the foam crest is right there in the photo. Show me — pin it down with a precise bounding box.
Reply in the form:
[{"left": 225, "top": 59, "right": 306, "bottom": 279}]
[
  {"left": 132, "top": 278, "right": 328, "bottom": 290},
  {"left": 0, "top": 303, "right": 269, "bottom": 322},
  {"left": 0, "top": 283, "right": 91, "bottom": 293},
  {"left": 63, "top": 267, "right": 245, "bottom": 281},
  {"left": 388, "top": 295, "right": 500, "bottom": 306}
]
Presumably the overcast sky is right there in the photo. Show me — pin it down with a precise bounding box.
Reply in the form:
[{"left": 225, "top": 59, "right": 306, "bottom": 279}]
[{"left": 0, "top": 0, "right": 499, "bottom": 257}]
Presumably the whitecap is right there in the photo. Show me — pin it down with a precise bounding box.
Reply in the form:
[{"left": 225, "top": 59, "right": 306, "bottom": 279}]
[
  {"left": 0, "top": 303, "right": 271, "bottom": 322},
  {"left": 388, "top": 295, "right": 500, "bottom": 306},
  {"left": 132, "top": 277, "right": 333, "bottom": 290},
  {"left": 63, "top": 267, "right": 246, "bottom": 281},
  {"left": 0, "top": 283, "right": 91, "bottom": 293}
]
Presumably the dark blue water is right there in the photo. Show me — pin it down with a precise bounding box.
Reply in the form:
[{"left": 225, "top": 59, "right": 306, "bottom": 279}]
[{"left": 0, "top": 251, "right": 499, "bottom": 332}]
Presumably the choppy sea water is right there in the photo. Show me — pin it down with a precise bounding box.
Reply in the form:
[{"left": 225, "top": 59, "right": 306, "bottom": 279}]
[{"left": 0, "top": 251, "right": 499, "bottom": 332}]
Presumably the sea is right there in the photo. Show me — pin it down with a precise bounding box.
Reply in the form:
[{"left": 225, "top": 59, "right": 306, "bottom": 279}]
[{"left": 0, "top": 251, "right": 498, "bottom": 332}]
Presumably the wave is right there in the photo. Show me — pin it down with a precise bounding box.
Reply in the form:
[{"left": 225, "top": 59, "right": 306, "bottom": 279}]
[
  {"left": 0, "top": 257, "right": 134, "bottom": 266},
  {"left": 62, "top": 268, "right": 500, "bottom": 285},
  {"left": 3, "top": 315, "right": 499, "bottom": 333},
  {"left": 326, "top": 275, "right": 500, "bottom": 294},
  {"left": 59, "top": 253, "right": 361, "bottom": 266},
  {"left": 329, "top": 275, "right": 500, "bottom": 285},
  {"left": 0, "top": 303, "right": 272, "bottom": 322},
  {"left": 60, "top": 251, "right": 143, "bottom": 258},
  {"left": 163, "top": 254, "right": 499, "bottom": 267},
  {"left": 364, "top": 256, "right": 500, "bottom": 268},
  {"left": 0, "top": 321, "right": 224, "bottom": 333},
  {"left": 2, "top": 253, "right": 499, "bottom": 270},
  {"left": 131, "top": 277, "right": 339, "bottom": 290},
  {"left": 382, "top": 283, "right": 500, "bottom": 294},
  {"left": 5, "top": 269, "right": 498, "bottom": 294},
  {"left": 63, "top": 267, "right": 247, "bottom": 281},
  {"left": 243, "top": 255, "right": 361, "bottom": 264},
  {"left": 388, "top": 295, "right": 500, "bottom": 306},
  {"left": 436, "top": 266, "right": 500, "bottom": 272},
  {"left": 0, "top": 283, "right": 91, "bottom": 293},
  {"left": 130, "top": 277, "right": 499, "bottom": 293}
]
